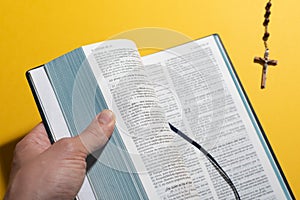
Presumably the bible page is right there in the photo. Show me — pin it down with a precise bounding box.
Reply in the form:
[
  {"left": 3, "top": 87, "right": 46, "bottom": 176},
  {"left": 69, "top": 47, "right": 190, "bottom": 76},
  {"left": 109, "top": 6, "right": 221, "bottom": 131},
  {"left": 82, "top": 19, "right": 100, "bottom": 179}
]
[
  {"left": 83, "top": 39, "right": 200, "bottom": 199},
  {"left": 141, "top": 35, "right": 291, "bottom": 199}
]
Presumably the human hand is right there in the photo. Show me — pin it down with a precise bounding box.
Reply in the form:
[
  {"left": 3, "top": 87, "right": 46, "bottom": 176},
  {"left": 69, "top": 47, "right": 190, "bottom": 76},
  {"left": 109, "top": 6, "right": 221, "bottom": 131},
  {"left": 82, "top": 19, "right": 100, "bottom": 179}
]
[{"left": 4, "top": 110, "right": 115, "bottom": 200}]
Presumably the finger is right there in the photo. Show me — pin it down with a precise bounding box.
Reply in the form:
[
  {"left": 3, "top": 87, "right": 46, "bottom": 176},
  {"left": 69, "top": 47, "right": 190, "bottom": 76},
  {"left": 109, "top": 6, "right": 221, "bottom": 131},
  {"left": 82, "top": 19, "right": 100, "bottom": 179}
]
[
  {"left": 15, "top": 123, "right": 51, "bottom": 156},
  {"left": 76, "top": 110, "right": 115, "bottom": 154},
  {"left": 25, "top": 123, "right": 51, "bottom": 148},
  {"left": 12, "top": 123, "right": 51, "bottom": 171}
]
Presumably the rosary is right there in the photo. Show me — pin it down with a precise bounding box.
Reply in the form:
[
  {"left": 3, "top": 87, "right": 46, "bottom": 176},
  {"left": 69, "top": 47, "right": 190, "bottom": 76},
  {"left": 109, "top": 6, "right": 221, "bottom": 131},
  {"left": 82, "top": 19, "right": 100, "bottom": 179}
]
[{"left": 254, "top": 0, "right": 277, "bottom": 89}]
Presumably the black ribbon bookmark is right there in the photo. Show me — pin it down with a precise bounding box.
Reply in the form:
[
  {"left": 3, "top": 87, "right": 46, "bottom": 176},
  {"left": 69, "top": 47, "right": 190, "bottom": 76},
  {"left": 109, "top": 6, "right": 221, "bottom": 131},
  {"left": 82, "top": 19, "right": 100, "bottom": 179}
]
[{"left": 168, "top": 123, "right": 241, "bottom": 200}]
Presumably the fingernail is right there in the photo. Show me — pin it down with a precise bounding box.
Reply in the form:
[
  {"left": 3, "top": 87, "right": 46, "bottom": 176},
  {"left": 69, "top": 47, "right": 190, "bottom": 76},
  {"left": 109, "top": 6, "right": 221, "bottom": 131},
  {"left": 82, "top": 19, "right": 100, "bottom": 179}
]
[{"left": 97, "top": 110, "right": 114, "bottom": 125}]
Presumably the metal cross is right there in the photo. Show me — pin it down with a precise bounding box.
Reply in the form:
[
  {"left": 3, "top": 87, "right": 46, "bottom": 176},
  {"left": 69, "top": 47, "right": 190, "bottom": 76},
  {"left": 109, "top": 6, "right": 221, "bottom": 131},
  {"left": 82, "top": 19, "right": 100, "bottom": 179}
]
[{"left": 254, "top": 49, "right": 277, "bottom": 89}]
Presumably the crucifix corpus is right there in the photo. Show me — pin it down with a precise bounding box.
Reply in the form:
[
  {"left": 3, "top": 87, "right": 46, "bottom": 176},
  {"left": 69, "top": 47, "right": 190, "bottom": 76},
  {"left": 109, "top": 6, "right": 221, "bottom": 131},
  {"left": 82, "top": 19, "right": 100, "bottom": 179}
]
[{"left": 254, "top": 0, "right": 277, "bottom": 89}]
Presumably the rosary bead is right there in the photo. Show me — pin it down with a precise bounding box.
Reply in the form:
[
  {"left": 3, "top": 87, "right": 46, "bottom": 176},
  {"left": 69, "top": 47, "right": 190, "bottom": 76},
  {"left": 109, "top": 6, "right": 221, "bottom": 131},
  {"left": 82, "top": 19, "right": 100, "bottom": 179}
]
[
  {"left": 264, "top": 10, "right": 271, "bottom": 18},
  {"left": 265, "top": 1, "right": 272, "bottom": 10},
  {"left": 263, "top": 18, "right": 270, "bottom": 26},
  {"left": 263, "top": 32, "right": 270, "bottom": 41},
  {"left": 264, "top": 49, "right": 269, "bottom": 59}
]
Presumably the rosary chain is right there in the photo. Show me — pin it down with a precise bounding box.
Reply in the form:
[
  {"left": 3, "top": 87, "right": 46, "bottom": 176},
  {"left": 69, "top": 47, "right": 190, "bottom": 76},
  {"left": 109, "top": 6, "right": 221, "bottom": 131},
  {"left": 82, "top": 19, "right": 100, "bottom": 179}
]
[{"left": 263, "top": 0, "right": 272, "bottom": 49}]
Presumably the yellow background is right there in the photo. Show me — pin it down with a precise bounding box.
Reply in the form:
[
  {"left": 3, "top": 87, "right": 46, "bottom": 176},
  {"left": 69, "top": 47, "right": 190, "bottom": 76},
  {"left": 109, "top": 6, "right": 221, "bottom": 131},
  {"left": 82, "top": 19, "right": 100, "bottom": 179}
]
[{"left": 0, "top": 0, "right": 299, "bottom": 198}]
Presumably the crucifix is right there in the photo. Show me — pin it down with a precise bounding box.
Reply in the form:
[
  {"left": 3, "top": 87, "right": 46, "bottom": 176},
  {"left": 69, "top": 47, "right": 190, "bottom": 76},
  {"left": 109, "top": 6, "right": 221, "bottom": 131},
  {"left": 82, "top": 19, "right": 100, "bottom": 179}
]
[
  {"left": 254, "top": 0, "right": 277, "bottom": 89},
  {"left": 254, "top": 49, "right": 277, "bottom": 89}
]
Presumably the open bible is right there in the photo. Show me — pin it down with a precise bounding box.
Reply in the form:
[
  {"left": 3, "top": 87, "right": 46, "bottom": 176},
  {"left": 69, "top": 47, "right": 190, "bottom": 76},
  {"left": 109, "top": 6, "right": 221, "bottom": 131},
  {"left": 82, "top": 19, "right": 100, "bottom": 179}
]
[{"left": 26, "top": 34, "right": 294, "bottom": 199}]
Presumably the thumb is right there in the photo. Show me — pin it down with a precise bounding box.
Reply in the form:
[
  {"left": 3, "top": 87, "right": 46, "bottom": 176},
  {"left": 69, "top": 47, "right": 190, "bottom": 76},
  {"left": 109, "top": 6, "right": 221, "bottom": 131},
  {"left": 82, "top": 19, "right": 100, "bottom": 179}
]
[{"left": 76, "top": 109, "right": 115, "bottom": 154}]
